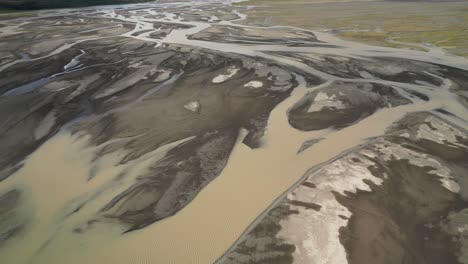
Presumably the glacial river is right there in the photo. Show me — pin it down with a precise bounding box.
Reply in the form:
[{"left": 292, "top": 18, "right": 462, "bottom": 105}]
[{"left": 1, "top": 1, "right": 468, "bottom": 263}]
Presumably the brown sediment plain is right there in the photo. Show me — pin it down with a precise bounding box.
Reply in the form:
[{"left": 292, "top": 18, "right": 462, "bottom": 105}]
[
  {"left": 0, "top": 33, "right": 301, "bottom": 233},
  {"left": 189, "top": 25, "right": 321, "bottom": 46},
  {"left": 0, "top": 189, "right": 25, "bottom": 247},
  {"left": 288, "top": 81, "right": 411, "bottom": 131},
  {"left": 337, "top": 113, "right": 468, "bottom": 264},
  {"left": 0, "top": 1, "right": 468, "bottom": 264},
  {"left": 266, "top": 51, "right": 450, "bottom": 86}
]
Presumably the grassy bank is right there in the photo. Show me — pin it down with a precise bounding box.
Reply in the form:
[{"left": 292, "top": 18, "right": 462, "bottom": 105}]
[{"left": 237, "top": 0, "right": 468, "bottom": 57}]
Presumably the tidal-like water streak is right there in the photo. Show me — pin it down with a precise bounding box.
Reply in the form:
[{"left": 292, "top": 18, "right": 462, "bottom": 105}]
[{"left": 0, "top": 1, "right": 468, "bottom": 263}]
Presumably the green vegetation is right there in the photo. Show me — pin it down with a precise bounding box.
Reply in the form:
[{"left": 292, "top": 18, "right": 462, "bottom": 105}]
[
  {"left": 0, "top": 11, "right": 36, "bottom": 19},
  {"left": 0, "top": 0, "right": 150, "bottom": 10}
]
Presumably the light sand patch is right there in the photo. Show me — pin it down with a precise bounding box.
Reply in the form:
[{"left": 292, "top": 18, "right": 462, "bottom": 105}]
[
  {"left": 184, "top": 100, "right": 201, "bottom": 112},
  {"left": 307, "top": 91, "right": 346, "bottom": 113},
  {"left": 244, "top": 80, "right": 263, "bottom": 88},
  {"left": 212, "top": 66, "right": 240, "bottom": 83},
  {"left": 278, "top": 153, "right": 381, "bottom": 264}
]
